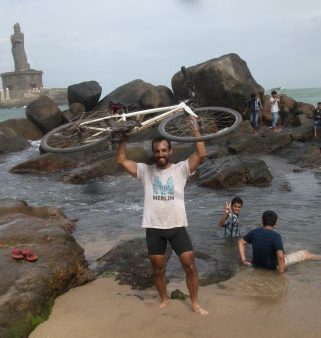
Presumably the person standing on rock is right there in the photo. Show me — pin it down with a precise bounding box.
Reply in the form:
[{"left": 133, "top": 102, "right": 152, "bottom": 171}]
[
  {"left": 116, "top": 128, "right": 209, "bottom": 315},
  {"left": 270, "top": 91, "right": 280, "bottom": 131},
  {"left": 312, "top": 102, "right": 321, "bottom": 138},
  {"left": 246, "top": 93, "right": 263, "bottom": 134}
]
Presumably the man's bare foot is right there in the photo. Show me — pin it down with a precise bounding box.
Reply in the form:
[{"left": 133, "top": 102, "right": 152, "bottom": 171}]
[
  {"left": 159, "top": 299, "right": 170, "bottom": 309},
  {"left": 192, "top": 303, "right": 209, "bottom": 315}
]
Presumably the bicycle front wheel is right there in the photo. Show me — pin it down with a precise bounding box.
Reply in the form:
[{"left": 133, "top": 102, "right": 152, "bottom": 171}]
[
  {"left": 40, "top": 119, "right": 113, "bottom": 153},
  {"left": 158, "top": 107, "right": 242, "bottom": 142}
]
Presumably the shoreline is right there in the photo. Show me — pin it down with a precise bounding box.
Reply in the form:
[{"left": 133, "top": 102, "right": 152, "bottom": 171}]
[{"left": 30, "top": 268, "right": 321, "bottom": 338}]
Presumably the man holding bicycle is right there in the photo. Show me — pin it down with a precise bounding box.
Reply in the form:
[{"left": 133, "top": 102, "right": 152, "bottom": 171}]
[{"left": 116, "top": 130, "right": 209, "bottom": 315}]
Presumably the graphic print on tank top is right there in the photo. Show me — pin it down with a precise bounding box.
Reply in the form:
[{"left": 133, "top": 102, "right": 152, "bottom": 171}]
[{"left": 152, "top": 176, "right": 174, "bottom": 201}]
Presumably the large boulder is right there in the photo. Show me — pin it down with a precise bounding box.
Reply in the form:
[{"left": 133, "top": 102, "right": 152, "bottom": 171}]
[
  {"left": 0, "top": 126, "right": 30, "bottom": 154},
  {"left": 293, "top": 102, "right": 315, "bottom": 119},
  {"left": 0, "top": 118, "right": 43, "bottom": 141},
  {"left": 9, "top": 153, "right": 79, "bottom": 174},
  {"left": 96, "top": 237, "right": 172, "bottom": 289},
  {"left": 25, "top": 95, "right": 62, "bottom": 133},
  {"left": 196, "top": 156, "right": 272, "bottom": 188},
  {"left": 93, "top": 79, "right": 177, "bottom": 112},
  {"left": 171, "top": 53, "right": 264, "bottom": 112},
  {"left": 275, "top": 142, "right": 321, "bottom": 168},
  {"left": 67, "top": 81, "right": 102, "bottom": 111},
  {"left": 0, "top": 199, "right": 92, "bottom": 338}
]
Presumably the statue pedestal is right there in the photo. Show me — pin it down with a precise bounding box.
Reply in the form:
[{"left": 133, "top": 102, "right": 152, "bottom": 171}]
[{"left": 1, "top": 69, "right": 43, "bottom": 100}]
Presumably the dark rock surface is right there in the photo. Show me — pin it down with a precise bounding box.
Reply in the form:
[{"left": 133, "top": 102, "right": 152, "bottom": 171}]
[
  {"left": 96, "top": 238, "right": 237, "bottom": 289},
  {"left": 0, "top": 199, "right": 93, "bottom": 338},
  {"left": 67, "top": 81, "right": 102, "bottom": 111},
  {"left": 0, "top": 126, "right": 30, "bottom": 154},
  {"left": 196, "top": 156, "right": 273, "bottom": 188},
  {"left": 172, "top": 53, "right": 264, "bottom": 112},
  {"left": 0, "top": 118, "right": 43, "bottom": 141},
  {"left": 96, "top": 237, "right": 171, "bottom": 290},
  {"left": 25, "top": 95, "right": 62, "bottom": 133},
  {"left": 93, "top": 79, "right": 177, "bottom": 112},
  {"left": 9, "top": 153, "right": 78, "bottom": 174}
]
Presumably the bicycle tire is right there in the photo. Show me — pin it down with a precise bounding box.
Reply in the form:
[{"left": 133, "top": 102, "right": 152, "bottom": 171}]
[
  {"left": 158, "top": 106, "right": 242, "bottom": 142},
  {"left": 40, "top": 119, "right": 113, "bottom": 154}
]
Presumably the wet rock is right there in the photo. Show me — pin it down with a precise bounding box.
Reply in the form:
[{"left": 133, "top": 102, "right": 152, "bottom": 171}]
[
  {"left": 278, "top": 181, "right": 291, "bottom": 192},
  {"left": 25, "top": 95, "right": 62, "bottom": 133},
  {"left": 9, "top": 153, "right": 78, "bottom": 174},
  {"left": 196, "top": 156, "right": 272, "bottom": 188},
  {"left": 288, "top": 124, "right": 313, "bottom": 142},
  {"left": 0, "top": 118, "right": 43, "bottom": 141},
  {"left": 62, "top": 144, "right": 150, "bottom": 184},
  {"left": 96, "top": 238, "right": 172, "bottom": 290},
  {"left": 0, "top": 126, "right": 30, "bottom": 154},
  {"left": 261, "top": 131, "right": 293, "bottom": 152},
  {"left": 0, "top": 199, "right": 92, "bottom": 338},
  {"left": 275, "top": 141, "right": 321, "bottom": 168}
]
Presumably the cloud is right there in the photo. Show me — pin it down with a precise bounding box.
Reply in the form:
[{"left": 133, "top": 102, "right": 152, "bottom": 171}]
[{"left": 0, "top": 0, "right": 321, "bottom": 93}]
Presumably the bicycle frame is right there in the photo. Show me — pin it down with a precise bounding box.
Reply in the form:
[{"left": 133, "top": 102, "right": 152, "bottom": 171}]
[{"left": 79, "top": 101, "right": 198, "bottom": 137}]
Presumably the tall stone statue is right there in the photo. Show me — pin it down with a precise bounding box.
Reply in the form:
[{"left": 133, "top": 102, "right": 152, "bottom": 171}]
[{"left": 11, "top": 23, "right": 30, "bottom": 72}]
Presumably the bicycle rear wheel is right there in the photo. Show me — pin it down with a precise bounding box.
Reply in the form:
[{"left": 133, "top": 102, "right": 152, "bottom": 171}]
[
  {"left": 158, "top": 107, "right": 242, "bottom": 142},
  {"left": 40, "top": 118, "right": 114, "bottom": 153}
]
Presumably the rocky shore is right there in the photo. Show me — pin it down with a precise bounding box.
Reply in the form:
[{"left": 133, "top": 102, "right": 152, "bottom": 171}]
[
  {"left": 0, "top": 199, "right": 93, "bottom": 338},
  {"left": 1, "top": 53, "right": 321, "bottom": 337}
]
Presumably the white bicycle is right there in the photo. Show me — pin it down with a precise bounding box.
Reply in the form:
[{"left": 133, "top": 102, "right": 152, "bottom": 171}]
[{"left": 41, "top": 68, "right": 242, "bottom": 154}]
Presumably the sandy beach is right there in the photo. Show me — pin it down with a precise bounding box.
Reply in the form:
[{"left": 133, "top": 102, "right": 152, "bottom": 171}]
[{"left": 30, "top": 267, "right": 321, "bottom": 338}]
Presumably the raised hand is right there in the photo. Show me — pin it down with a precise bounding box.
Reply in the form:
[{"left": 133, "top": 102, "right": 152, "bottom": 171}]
[{"left": 224, "top": 201, "right": 231, "bottom": 214}]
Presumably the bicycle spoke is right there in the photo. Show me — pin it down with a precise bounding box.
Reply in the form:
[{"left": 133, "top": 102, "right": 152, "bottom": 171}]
[{"left": 158, "top": 107, "right": 241, "bottom": 142}]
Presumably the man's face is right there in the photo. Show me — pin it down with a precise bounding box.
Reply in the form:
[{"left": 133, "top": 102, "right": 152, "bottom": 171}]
[
  {"left": 231, "top": 202, "right": 242, "bottom": 215},
  {"left": 153, "top": 140, "right": 172, "bottom": 169}
]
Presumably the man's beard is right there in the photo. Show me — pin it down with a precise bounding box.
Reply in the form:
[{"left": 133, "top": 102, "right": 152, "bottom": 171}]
[{"left": 155, "top": 156, "right": 170, "bottom": 169}]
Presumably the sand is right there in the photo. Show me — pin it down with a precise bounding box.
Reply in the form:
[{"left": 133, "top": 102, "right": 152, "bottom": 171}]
[{"left": 30, "top": 268, "right": 321, "bottom": 338}]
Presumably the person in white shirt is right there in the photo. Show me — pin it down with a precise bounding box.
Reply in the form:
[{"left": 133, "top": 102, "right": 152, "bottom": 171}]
[
  {"left": 270, "top": 91, "right": 280, "bottom": 130},
  {"left": 117, "top": 130, "right": 208, "bottom": 315}
]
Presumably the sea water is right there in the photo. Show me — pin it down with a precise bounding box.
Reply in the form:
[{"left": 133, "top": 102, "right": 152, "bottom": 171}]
[{"left": 0, "top": 89, "right": 321, "bottom": 284}]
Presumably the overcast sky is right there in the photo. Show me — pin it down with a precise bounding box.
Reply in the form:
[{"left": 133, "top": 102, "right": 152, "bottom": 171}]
[{"left": 1, "top": 0, "right": 320, "bottom": 96}]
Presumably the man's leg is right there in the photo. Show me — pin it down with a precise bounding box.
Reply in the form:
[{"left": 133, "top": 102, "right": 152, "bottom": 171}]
[
  {"left": 179, "top": 251, "right": 209, "bottom": 315},
  {"left": 303, "top": 250, "right": 321, "bottom": 260},
  {"left": 149, "top": 255, "right": 169, "bottom": 308}
]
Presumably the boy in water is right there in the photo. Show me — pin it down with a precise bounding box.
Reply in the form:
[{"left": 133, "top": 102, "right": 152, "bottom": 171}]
[
  {"left": 238, "top": 210, "right": 321, "bottom": 272},
  {"left": 219, "top": 197, "right": 243, "bottom": 238}
]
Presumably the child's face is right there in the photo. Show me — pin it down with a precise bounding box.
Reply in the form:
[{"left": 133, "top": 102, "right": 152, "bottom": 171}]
[{"left": 231, "top": 202, "right": 242, "bottom": 215}]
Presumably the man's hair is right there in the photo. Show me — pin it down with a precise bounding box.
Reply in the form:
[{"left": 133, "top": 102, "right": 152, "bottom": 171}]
[
  {"left": 231, "top": 196, "right": 243, "bottom": 206},
  {"left": 262, "top": 210, "right": 278, "bottom": 226},
  {"left": 318, "top": 102, "right": 321, "bottom": 105},
  {"left": 250, "top": 93, "right": 256, "bottom": 99},
  {"left": 271, "top": 91, "right": 277, "bottom": 95},
  {"left": 151, "top": 137, "right": 171, "bottom": 152}
]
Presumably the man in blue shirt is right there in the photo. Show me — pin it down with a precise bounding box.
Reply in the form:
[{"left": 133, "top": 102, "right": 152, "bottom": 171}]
[{"left": 238, "top": 210, "right": 320, "bottom": 273}]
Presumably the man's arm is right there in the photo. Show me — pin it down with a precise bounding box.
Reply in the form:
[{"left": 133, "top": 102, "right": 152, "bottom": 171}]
[
  {"left": 188, "top": 128, "right": 206, "bottom": 173},
  {"left": 116, "top": 141, "right": 138, "bottom": 177},
  {"left": 238, "top": 238, "right": 252, "bottom": 266},
  {"left": 277, "top": 250, "right": 285, "bottom": 274}
]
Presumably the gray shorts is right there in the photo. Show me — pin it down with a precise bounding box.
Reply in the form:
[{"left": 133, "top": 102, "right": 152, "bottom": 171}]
[
  {"left": 285, "top": 250, "right": 306, "bottom": 266},
  {"left": 145, "top": 227, "right": 193, "bottom": 256}
]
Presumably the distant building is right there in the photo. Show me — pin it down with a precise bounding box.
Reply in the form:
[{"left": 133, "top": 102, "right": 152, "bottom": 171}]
[{"left": 0, "top": 23, "right": 43, "bottom": 101}]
